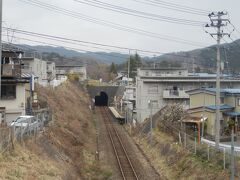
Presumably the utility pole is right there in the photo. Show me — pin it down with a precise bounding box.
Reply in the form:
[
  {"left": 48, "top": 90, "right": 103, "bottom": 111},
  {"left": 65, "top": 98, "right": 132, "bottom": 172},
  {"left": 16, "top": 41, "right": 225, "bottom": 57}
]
[
  {"left": 0, "top": 0, "right": 2, "bottom": 100},
  {"left": 148, "top": 100, "right": 153, "bottom": 145},
  {"left": 127, "top": 49, "right": 130, "bottom": 86},
  {"left": 230, "top": 129, "right": 235, "bottom": 180},
  {"left": 206, "top": 12, "right": 230, "bottom": 149}
]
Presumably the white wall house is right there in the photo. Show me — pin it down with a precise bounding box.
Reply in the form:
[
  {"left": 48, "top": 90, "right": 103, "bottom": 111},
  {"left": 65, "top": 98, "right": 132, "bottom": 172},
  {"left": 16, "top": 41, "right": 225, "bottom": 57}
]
[
  {"left": 47, "top": 61, "right": 56, "bottom": 81},
  {"left": 0, "top": 82, "right": 27, "bottom": 125},
  {"left": 136, "top": 68, "right": 240, "bottom": 123},
  {"left": 56, "top": 65, "right": 87, "bottom": 81},
  {"left": 22, "top": 57, "right": 48, "bottom": 86},
  {"left": 0, "top": 50, "right": 30, "bottom": 125}
]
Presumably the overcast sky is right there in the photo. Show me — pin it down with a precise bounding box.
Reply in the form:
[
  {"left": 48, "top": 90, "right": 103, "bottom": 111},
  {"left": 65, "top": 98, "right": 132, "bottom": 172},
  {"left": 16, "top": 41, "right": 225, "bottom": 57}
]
[{"left": 3, "top": 0, "right": 240, "bottom": 56}]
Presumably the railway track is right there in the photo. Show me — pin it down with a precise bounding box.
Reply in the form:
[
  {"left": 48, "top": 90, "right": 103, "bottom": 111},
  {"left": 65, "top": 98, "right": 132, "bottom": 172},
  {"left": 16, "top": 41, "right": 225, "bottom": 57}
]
[{"left": 99, "top": 106, "right": 139, "bottom": 180}]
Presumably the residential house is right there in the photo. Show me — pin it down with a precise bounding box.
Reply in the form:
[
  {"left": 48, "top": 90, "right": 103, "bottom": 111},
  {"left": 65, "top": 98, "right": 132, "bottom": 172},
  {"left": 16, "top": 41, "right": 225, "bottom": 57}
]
[
  {"left": 47, "top": 61, "right": 56, "bottom": 82},
  {"left": 113, "top": 73, "right": 133, "bottom": 86},
  {"left": 187, "top": 88, "right": 240, "bottom": 138},
  {"left": 22, "top": 57, "right": 48, "bottom": 86},
  {"left": 0, "top": 50, "right": 29, "bottom": 125},
  {"left": 56, "top": 65, "right": 87, "bottom": 81},
  {"left": 136, "top": 67, "right": 240, "bottom": 123},
  {"left": 122, "top": 85, "right": 137, "bottom": 122}
]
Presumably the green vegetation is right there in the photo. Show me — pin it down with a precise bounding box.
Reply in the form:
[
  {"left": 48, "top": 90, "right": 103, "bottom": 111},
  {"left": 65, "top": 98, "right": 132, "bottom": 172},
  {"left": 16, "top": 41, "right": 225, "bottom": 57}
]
[
  {"left": 128, "top": 53, "right": 142, "bottom": 79},
  {"left": 108, "top": 62, "right": 118, "bottom": 80},
  {"left": 67, "top": 73, "right": 80, "bottom": 82}
]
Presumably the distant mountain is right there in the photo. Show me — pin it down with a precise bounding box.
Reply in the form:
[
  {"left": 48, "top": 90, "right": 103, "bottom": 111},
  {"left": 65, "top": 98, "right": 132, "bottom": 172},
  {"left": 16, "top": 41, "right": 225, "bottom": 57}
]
[
  {"left": 16, "top": 44, "right": 129, "bottom": 64},
  {"left": 9, "top": 39, "right": 240, "bottom": 73},
  {"left": 147, "top": 39, "right": 240, "bottom": 73}
]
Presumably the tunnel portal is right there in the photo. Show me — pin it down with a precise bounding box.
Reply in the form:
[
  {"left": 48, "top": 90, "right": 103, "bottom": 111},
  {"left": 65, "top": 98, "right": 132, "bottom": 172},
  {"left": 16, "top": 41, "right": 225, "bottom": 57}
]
[{"left": 95, "top": 92, "right": 108, "bottom": 106}]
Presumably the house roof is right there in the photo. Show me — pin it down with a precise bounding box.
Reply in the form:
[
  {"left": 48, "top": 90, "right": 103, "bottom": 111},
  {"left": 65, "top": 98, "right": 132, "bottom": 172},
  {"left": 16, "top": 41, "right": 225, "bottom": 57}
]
[
  {"left": 205, "top": 104, "right": 234, "bottom": 111},
  {"left": 186, "top": 88, "right": 240, "bottom": 95},
  {"left": 56, "top": 65, "right": 84, "bottom": 68},
  {"left": 1, "top": 78, "right": 29, "bottom": 83},
  {"left": 188, "top": 105, "right": 234, "bottom": 112},
  {"left": 224, "top": 112, "right": 240, "bottom": 117},
  {"left": 140, "top": 67, "right": 187, "bottom": 70},
  {"left": 21, "top": 73, "right": 38, "bottom": 79}
]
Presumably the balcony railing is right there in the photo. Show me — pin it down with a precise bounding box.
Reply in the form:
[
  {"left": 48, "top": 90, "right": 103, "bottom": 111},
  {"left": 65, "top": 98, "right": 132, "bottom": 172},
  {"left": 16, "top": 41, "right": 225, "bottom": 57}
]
[
  {"left": 1, "top": 64, "right": 21, "bottom": 78},
  {"left": 163, "top": 90, "right": 189, "bottom": 99}
]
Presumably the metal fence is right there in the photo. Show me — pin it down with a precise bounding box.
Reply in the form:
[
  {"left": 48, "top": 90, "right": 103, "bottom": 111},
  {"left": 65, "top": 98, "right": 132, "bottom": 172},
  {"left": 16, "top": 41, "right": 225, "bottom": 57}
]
[
  {"left": 0, "top": 108, "right": 52, "bottom": 154},
  {"left": 0, "top": 127, "right": 12, "bottom": 153},
  {"left": 156, "top": 123, "right": 240, "bottom": 178}
]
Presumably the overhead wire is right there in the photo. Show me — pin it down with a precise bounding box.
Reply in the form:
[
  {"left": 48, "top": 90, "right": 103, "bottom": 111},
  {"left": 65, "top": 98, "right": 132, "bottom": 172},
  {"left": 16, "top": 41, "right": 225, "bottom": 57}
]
[
  {"left": 18, "top": 0, "right": 208, "bottom": 47},
  {"left": 2, "top": 29, "right": 218, "bottom": 69},
  {"left": 2, "top": 33, "right": 130, "bottom": 60},
  {"left": 3, "top": 27, "right": 211, "bottom": 60},
  {"left": 130, "top": 0, "right": 209, "bottom": 16},
  {"left": 2, "top": 39, "right": 129, "bottom": 64},
  {"left": 73, "top": 0, "right": 206, "bottom": 26},
  {"left": 143, "top": 0, "right": 209, "bottom": 14}
]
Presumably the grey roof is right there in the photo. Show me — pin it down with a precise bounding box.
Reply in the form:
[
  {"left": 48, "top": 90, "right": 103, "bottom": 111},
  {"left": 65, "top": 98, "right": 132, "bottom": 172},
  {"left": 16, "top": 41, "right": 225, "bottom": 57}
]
[
  {"left": 56, "top": 65, "right": 84, "bottom": 67},
  {"left": 140, "top": 67, "right": 187, "bottom": 70},
  {"left": 187, "top": 88, "right": 240, "bottom": 95}
]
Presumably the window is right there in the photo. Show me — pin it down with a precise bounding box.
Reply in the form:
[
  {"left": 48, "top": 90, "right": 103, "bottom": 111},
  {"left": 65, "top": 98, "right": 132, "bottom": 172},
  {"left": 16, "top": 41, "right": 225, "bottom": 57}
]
[
  {"left": 1, "top": 84, "right": 16, "bottom": 99},
  {"left": 220, "top": 97, "right": 224, "bottom": 104},
  {"left": 145, "top": 71, "right": 149, "bottom": 76},
  {"left": 152, "top": 100, "right": 158, "bottom": 108},
  {"left": 155, "top": 71, "right": 162, "bottom": 76},
  {"left": 149, "top": 100, "right": 158, "bottom": 109},
  {"left": 148, "top": 85, "right": 158, "bottom": 93},
  {"left": 179, "top": 71, "right": 182, "bottom": 75},
  {"left": 238, "top": 98, "right": 240, "bottom": 106},
  {"left": 23, "top": 62, "right": 30, "bottom": 69}
]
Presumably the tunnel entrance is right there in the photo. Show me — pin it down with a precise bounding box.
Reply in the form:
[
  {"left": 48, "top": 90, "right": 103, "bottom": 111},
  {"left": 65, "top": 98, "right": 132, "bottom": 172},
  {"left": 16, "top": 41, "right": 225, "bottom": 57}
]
[{"left": 95, "top": 92, "right": 108, "bottom": 106}]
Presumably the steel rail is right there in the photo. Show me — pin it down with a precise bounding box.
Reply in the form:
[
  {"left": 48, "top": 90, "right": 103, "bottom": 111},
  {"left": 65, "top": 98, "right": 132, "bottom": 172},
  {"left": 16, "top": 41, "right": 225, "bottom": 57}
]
[{"left": 100, "top": 107, "right": 139, "bottom": 180}]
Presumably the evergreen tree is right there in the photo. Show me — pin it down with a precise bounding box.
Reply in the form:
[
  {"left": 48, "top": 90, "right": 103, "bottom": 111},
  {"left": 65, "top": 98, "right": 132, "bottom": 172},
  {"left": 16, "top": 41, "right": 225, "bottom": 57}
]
[
  {"left": 109, "top": 62, "right": 118, "bottom": 81},
  {"left": 109, "top": 62, "right": 117, "bottom": 74},
  {"left": 127, "top": 53, "right": 142, "bottom": 79}
]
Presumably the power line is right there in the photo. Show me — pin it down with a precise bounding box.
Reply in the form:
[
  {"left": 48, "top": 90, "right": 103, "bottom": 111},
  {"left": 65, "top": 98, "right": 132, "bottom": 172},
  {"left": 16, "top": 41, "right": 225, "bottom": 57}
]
[
  {"left": 229, "top": 22, "right": 240, "bottom": 36},
  {"left": 223, "top": 25, "right": 240, "bottom": 48},
  {"left": 4, "top": 27, "right": 209, "bottom": 60},
  {"left": 144, "top": 0, "right": 209, "bottom": 13},
  {"left": 2, "top": 35, "right": 129, "bottom": 62},
  {"left": 18, "top": 0, "right": 208, "bottom": 47},
  {"left": 3, "top": 29, "right": 218, "bottom": 69},
  {"left": 130, "top": 0, "right": 209, "bottom": 16},
  {"left": 73, "top": 0, "right": 206, "bottom": 26}
]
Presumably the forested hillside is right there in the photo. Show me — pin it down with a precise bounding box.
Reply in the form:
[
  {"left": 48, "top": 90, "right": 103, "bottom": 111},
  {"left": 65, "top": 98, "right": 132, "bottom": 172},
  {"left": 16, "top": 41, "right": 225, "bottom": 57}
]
[{"left": 8, "top": 39, "right": 240, "bottom": 75}]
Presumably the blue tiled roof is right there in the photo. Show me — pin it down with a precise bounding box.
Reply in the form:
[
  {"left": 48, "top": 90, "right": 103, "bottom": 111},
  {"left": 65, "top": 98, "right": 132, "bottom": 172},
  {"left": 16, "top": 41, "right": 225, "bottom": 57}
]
[
  {"left": 224, "top": 112, "right": 240, "bottom": 117},
  {"left": 202, "top": 88, "right": 240, "bottom": 95},
  {"left": 204, "top": 88, "right": 226, "bottom": 93},
  {"left": 205, "top": 104, "right": 234, "bottom": 111}
]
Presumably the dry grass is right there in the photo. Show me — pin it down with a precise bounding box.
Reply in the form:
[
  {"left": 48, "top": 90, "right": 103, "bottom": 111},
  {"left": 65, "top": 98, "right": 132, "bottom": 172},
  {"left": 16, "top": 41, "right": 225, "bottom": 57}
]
[
  {"left": 0, "top": 144, "right": 62, "bottom": 180},
  {"left": 134, "top": 130, "right": 229, "bottom": 180},
  {"left": 0, "top": 82, "right": 106, "bottom": 179}
]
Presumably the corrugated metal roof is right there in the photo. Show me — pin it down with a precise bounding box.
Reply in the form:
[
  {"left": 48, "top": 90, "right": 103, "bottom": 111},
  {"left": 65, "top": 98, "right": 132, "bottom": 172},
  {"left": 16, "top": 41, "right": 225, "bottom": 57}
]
[
  {"left": 206, "top": 104, "right": 233, "bottom": 110},
  {"left": 224, "top": 112, "right": 240, "bottom": 117},
  {"left": 205, "top": 88, "right": 240, "bottom": 94},
  {"left": 21, "top": 73, "right": 37, "bottom": 79},
  {"left": 187, "top": 88, "right": 240, "bottom": 95}
]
